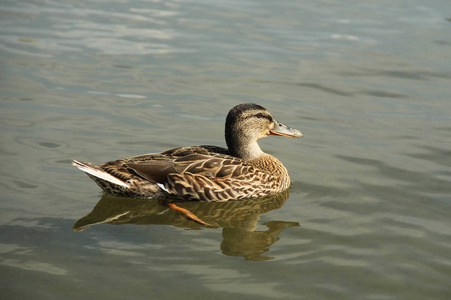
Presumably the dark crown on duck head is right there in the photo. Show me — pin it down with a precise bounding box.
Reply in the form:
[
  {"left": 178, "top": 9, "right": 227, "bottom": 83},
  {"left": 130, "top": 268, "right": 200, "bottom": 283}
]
[{"left": 226, "top": 103, "right": 270, "bottom": 125}]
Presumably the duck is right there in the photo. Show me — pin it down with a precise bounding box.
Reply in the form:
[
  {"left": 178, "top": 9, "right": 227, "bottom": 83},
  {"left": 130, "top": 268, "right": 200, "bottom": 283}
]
[{"left": 73, "top": 103, "right": 303, "bottom": 202}]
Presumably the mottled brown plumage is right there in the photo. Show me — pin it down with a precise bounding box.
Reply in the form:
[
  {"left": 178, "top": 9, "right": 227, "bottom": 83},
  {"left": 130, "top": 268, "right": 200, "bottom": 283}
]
[{"left": 73, "top": 103, "right": 302, "bottom": 202}]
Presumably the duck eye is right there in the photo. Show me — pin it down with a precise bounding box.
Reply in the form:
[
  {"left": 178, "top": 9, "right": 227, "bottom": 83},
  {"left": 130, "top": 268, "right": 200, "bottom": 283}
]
[{"left": 256, "top": 113, "right": 263, "bottom": 118}]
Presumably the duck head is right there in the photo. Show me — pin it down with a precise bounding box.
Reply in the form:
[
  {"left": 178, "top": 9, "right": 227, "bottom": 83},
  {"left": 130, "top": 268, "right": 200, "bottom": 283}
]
[{"left": 225, "top": 103, "right": 303, "bottom": 161}]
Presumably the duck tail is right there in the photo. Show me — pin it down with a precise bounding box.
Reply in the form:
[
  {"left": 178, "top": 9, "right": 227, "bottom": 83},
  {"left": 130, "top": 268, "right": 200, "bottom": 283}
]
[{"left": 72, "top": 160, "right": 130, "bottom": 188}]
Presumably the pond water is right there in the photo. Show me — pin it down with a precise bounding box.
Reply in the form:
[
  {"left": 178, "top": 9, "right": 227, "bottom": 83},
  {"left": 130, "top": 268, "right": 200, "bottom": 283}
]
[{"left": 1, "top": 0, "right": 450, "bottom": 299}]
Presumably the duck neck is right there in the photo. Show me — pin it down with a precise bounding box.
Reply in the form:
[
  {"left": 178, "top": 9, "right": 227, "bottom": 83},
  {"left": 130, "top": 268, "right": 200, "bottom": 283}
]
[{"left": 226, "top": 134, "right": 264, "bottom": 161}]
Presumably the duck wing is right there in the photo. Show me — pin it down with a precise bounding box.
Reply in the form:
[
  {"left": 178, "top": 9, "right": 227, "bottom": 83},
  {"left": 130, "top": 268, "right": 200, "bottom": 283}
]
[{"left": 124, "top": 146, "right": 268, "bottom": 201}]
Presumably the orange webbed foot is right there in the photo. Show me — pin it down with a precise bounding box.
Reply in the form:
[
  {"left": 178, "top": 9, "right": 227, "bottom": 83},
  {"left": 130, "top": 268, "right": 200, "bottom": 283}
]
[{"left": 167, "top": 203, "right": 212, "bottom": 227}]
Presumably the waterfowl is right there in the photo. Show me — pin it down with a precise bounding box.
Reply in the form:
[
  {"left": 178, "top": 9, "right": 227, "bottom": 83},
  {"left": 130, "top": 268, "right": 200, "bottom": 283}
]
[{"left": 73, "top": 103, "right": 303, "bottom": 202}]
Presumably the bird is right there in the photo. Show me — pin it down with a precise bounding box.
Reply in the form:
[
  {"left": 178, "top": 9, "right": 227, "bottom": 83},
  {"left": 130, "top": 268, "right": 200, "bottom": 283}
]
[{"left": 73, "top": 103, "right": 303, "bottom": 203}]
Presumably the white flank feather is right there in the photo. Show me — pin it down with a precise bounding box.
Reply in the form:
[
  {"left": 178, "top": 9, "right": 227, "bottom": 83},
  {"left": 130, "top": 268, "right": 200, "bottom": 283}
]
[
  {"left": 72, "top": 160, "right": 130, "bottom": 188},
  {"left": 156, "top": 183, "right": 169, "bottom": 193}
]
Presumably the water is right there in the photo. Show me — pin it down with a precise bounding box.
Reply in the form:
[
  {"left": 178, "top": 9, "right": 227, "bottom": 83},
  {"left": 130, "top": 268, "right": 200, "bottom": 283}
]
[{"left": 1, "top": 0, "right": 450, "bottom": 299}]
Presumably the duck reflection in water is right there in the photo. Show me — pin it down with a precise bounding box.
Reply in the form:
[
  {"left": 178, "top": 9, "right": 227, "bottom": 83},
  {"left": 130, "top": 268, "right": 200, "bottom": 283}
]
[{"left": 73, "top": 189, "right": 299, "bottom": 261}]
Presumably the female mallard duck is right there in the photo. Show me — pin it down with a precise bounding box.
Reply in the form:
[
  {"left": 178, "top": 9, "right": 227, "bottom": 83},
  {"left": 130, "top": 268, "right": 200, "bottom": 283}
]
[{"left": 73, "top": 103, "right": 302, "bottom": 202}]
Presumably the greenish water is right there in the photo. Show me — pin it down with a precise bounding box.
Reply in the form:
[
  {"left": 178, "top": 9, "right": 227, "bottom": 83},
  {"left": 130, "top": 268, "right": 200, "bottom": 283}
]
[{"left": 1, "top": 0, "right": 450, "bottom": 299}]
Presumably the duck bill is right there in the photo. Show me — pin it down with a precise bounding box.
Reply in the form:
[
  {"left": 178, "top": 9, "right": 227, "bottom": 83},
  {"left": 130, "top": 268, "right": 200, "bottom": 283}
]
[{"left": 270, "top": 121, "right": 303, "bottom": 138}]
